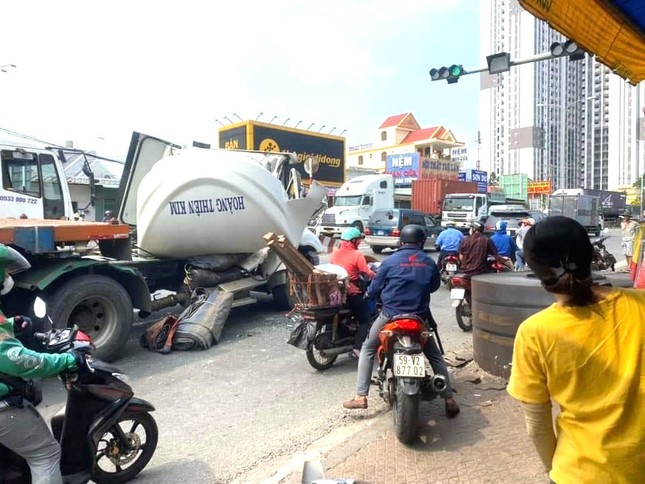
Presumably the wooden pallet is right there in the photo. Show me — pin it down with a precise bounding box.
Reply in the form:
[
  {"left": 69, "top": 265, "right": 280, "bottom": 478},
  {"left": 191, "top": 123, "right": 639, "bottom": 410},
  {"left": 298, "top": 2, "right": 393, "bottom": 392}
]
[{"left": 264, "top": 232, "right": 345, "bottom": 308}]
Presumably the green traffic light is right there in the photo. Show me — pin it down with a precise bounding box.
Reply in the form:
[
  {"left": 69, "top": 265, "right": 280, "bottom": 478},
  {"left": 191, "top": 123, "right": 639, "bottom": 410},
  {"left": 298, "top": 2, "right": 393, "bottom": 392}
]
[{"left": 450, "top": 65, "right": 463, "bottom": 77}]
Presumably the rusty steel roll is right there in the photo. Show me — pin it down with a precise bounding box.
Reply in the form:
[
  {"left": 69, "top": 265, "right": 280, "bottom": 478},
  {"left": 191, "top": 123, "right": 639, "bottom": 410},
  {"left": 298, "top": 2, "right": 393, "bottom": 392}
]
[{"left": 472, "top": 271, "right": 634, "bottom": 379}]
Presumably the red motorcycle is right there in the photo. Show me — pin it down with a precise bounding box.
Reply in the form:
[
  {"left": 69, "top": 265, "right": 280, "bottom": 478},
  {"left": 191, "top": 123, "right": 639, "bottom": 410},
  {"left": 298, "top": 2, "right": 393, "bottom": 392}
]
[
  {"left": 375, "top": 315, "right": 448, "bottom": 444},
  {"left": 450, "top": 257, "right": 510, "bottom": 332}
]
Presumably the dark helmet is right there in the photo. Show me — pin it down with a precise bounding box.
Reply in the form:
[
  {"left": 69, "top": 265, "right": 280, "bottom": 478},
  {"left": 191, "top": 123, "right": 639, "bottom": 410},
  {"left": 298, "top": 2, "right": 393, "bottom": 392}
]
[
  {"left": 471, "top": 221, "right": 484, "bottom": 233},
  {"left": 400, "top": 224, "right": 426, "bottom": 245}
]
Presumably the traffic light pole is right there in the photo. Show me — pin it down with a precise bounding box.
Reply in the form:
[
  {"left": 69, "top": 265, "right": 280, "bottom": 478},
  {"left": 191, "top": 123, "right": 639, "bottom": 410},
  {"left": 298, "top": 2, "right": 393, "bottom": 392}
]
[{"left": 446, "top": 51, "right": 555, "bottom": 80}]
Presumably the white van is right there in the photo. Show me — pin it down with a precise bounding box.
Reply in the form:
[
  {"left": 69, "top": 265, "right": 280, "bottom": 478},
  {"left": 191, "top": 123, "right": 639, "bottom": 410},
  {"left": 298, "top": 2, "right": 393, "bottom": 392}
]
[{"left": 318, "top": 174, "right": 394, "bottom": 237}]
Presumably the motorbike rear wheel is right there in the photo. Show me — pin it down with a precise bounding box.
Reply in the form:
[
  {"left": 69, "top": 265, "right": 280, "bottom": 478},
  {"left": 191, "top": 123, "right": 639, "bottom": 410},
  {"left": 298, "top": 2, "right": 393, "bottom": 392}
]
[
  {"left": 91, "top": 412, "right": 158, "bottom": 484},
  {"left": 306, "top": 328, "right": 338, "bottom": 370},
  {"left": 393, "top": 383, "right": 420, "bottom": 444},
  {"left": 456, "top": 300, "right": 473, "bottom": 332}
]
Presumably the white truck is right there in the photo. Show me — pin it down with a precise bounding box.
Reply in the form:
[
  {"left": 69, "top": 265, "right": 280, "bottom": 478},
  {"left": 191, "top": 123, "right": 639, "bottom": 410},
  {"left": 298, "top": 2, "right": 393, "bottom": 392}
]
[
  {"left": 317, "top": 174, "right": 394, "bottom": 237},
  {"left": 0, "top": 133, "right": 325, "bottom": 361},
  {"left": 441, "top": 192, "right": 507, "bottom": 232}
]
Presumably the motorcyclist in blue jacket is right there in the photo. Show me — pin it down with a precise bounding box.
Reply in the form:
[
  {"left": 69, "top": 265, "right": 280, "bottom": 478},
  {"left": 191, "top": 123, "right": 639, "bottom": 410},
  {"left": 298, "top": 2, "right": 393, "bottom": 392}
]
[
  {"left": 435, "top": 221, "right": 464, "bottom": 268},
  {"left": 342, "top": 225, "right": 460, "bottom": 417},
  {"left": 490, "top": 220, "right": 518, "bottom": 270}
]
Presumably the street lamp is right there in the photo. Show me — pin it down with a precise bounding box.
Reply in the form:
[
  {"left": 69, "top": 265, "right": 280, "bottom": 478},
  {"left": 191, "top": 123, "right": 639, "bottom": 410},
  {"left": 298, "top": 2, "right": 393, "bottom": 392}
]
[
  {"left": 340, "top": 129, "right": 347, "bottom": 136},
  {"left": 255, "top": 112, "right": 264, "bottom": 121},
  {"left": 294, "top": 120, "right": 303, "bottom": 129},
  {"left": 318, "top": 125, "right": 326, "bottom": 132},
  {"left": 233, "top": 113, "right": 243, "bottom": 121},
  {"left": 223, "top": 116, "right": 233, "bottom": 124},
  {"left": 215, "top": 119, "right": 225, "bottom": 127},
  {"left": 270, "top": 115, "right": 278, "bottom": 124},
  {"left": 307, "top": 123, "right": 315, "bottom": 130},
  {"left": 537, "top": 96, "right": 594, "bottom": 190},
  {"left": 282, "top": 118, "right": 290, "bottom": 126}
]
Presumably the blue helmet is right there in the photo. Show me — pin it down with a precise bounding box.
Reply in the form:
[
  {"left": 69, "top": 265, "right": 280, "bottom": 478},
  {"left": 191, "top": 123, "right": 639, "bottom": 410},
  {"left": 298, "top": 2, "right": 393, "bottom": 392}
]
[{"left": 495, "top": 220, "right": 508, "bottom": 232}]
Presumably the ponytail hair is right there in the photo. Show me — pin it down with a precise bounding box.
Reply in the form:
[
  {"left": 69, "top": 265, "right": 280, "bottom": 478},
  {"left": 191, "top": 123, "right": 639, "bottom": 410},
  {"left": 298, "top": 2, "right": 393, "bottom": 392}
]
[{"left": 523, "top": 216, "right": 597, "bottom": 307}]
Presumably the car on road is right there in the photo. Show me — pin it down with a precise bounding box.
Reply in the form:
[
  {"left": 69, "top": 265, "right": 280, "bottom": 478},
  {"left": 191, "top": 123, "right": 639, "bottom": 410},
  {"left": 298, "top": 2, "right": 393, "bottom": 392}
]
[
  {"left": 364, "top": 208, "right": 444, "bottom": 254},
  {"left": 483, "top": 206, "right": 546, "bottom": 237}
]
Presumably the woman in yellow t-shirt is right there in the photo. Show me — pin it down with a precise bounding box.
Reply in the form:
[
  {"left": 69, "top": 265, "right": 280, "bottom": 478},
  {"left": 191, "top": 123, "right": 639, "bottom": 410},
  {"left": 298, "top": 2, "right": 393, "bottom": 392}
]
[{"left": 507, "top": 216, "right": 644, "bottom": 484}]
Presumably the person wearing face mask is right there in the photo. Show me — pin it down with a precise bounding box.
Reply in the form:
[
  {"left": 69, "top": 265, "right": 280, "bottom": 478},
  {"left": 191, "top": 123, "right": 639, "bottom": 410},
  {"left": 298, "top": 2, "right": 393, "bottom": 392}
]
[
  {"left": 330, "top": 227, "right": 375, "bottom": 360},
  {"left": 0, "top": 244, "right": 82, "bottom": 484}
]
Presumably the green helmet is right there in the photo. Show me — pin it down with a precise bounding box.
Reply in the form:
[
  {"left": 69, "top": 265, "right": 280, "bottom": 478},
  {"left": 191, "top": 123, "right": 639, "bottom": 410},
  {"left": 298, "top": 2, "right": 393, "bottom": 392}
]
[{"left": 341, "top": 227, "right": 362, "bottom": 241}]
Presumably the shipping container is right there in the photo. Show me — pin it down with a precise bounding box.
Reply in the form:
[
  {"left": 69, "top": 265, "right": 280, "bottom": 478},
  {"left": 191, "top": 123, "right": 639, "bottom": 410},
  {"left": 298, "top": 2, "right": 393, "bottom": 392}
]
[
  {"left": 498, "top": 174, "right": 529, "bottom": 202},
  {"left": 411, "top": 178, "right": 479, "bottom": 216}
]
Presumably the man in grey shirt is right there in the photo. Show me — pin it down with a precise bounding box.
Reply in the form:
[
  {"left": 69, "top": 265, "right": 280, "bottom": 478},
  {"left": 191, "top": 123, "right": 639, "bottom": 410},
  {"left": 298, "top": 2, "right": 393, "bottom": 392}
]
[{"left": 514, "top": 217, "right": 535, "bottom": 271}]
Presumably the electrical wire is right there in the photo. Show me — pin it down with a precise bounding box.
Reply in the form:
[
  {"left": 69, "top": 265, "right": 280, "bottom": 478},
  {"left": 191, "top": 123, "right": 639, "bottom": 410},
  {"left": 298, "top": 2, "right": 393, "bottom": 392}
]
[{"left": 0, "top": 126, "right": 125, "bottom": 164}]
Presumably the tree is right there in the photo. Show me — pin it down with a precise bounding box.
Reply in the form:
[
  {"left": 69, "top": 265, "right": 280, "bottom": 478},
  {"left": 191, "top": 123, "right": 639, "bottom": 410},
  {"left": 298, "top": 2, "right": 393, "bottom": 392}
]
[
  {"left": 634, "top": 175, "right": 644, "bottom": 190},
  {"left": 489, "top": 172, "right": 499, "bottom": 187}
]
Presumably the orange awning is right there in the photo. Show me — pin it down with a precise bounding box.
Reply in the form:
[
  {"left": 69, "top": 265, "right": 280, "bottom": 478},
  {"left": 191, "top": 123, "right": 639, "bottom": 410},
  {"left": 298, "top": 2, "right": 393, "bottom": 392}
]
[{"left": 519, "top": 0, "right": 645, "bottom": 84}]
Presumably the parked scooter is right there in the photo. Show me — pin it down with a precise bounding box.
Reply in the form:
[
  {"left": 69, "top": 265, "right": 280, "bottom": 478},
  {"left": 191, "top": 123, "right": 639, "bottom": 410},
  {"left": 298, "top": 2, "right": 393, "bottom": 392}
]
[
  {"left": 440, "top": 254, "right": 460, "bottom": 288},
  {"left": 591, "top": 230, "right": 617, "bottom": 271},
  {"left": 374, "top": 314, "right": 448, "bottom": 444},
  {"left": 450, "top": 257, "right": 510, "bottom": 332},
  {"left": 0, "top": 298, "right": 158, "bottom": 484}
]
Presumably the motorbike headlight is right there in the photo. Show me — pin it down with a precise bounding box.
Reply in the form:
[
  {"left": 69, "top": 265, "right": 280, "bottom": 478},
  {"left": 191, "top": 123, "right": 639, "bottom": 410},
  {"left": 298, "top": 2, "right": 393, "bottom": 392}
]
[{"left": 112, "top": 373, "right": 130, "bottom": 383}]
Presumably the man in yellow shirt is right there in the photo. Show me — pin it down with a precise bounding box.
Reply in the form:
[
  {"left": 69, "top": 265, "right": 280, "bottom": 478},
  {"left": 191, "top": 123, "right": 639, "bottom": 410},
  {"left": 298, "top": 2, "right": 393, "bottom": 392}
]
[{"left": 507, "top": 216, "right": 644, "bottom": 484}]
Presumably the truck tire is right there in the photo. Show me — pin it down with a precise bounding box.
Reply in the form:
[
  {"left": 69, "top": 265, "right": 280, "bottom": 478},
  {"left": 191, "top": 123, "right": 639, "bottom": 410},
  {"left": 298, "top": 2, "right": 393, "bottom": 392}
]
[
  {"left": 46, "top": 275, "right": 133, "bottom": 362},
  {"left": 272, "top": 284, "right": 295, "bottom": 311},
  {"left": 371, "top": 246, "right": 383, "bottom": 254},
  {"left": 352, "top": 221, "right": 364, "bottom": 233}
]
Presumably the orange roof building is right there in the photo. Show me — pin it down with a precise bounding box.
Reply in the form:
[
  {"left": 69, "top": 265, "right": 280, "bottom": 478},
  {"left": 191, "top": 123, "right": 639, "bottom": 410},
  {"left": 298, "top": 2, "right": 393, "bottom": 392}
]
[{"left": 347, "top": 112, "right": 464, "bottom": 180}]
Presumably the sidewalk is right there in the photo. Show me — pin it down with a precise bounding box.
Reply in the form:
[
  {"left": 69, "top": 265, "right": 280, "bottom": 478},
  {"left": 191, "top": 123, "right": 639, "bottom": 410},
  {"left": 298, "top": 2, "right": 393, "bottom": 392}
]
[{"left": 242, "top": 345, "right": 549, "bottom": 484}]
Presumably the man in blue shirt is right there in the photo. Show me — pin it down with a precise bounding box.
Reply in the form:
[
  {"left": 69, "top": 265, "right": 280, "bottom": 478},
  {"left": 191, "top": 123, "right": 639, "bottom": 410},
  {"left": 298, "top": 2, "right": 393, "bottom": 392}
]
[
  {"left": 342, "top": 225, "right": 460, "bottom": 417},
  {"left": 490, "top": 220, "right": 518, "bottom": 270},
  {"left": 435, "top": 221, "right": 464, "bottom": 268}
]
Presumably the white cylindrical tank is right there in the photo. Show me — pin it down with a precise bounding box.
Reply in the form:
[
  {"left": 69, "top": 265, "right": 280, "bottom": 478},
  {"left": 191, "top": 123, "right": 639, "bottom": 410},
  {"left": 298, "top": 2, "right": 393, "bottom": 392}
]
[{"left": 136, "top": 149, "right": 323, "bottom": 258}]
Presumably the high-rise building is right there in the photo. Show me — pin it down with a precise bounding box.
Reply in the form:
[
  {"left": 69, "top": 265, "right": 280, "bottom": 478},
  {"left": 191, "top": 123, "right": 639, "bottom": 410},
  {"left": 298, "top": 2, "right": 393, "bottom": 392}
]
[{"left": 480, "top": 0, "right": 645, "bottom": 191}]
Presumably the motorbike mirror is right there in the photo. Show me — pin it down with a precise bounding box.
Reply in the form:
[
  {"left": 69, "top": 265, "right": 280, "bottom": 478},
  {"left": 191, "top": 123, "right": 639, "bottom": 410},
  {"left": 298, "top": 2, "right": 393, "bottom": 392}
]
[{"left": 33, "top": 297, "right": 47, "bottom": 318}]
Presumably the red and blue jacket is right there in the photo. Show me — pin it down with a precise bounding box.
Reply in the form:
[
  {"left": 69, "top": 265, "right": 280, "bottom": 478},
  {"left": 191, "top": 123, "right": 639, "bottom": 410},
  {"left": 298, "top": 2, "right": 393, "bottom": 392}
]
[{"left": 366, "top": 245, "right": 440, "bottom": 317}]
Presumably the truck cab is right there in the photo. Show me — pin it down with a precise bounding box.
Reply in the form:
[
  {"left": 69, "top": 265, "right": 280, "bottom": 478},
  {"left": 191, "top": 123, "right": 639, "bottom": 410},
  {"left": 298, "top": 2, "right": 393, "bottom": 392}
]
[
  {"left": 441, "top": 193, "right": 490, "bottom": 232},
  {"left": 318, "top": 174, "right": 394, "bottom": 237},
  {"left": 0, "top": 144, "right": 74, "bottom": 220}
]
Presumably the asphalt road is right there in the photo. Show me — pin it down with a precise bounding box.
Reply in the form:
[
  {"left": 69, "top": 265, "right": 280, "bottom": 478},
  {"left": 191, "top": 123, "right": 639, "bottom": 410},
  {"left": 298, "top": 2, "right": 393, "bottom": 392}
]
[{"left": 35, "top": 229, "right": 626, "bottom": 483}]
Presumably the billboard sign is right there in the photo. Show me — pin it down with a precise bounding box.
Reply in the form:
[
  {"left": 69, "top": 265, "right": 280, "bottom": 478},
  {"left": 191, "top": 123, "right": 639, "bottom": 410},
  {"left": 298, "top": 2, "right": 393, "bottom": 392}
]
[
  {"left": 459, "top": 169, "right": 488, "bottom": 193},
  {"left": 218, "top": 125, "right": 248, "bottom": 150},
  {"left": 251, "top": 124, "right": 345, "bottom": 186},
  {"left": 527, "top": 180, "right": 552, "bottom": 195},
  {"left": 386, "top": 153, "right": 420, "bottom": 187}
]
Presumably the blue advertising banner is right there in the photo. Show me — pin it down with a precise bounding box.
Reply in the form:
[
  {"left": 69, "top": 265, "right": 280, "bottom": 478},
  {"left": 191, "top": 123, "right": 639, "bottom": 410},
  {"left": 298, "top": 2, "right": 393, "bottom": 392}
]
[
  {"left": 459, "top": 169, "right": 488, "bottom": 193},
  {"left": 386, "top": 153, "right": 420, "bottom": 187}
]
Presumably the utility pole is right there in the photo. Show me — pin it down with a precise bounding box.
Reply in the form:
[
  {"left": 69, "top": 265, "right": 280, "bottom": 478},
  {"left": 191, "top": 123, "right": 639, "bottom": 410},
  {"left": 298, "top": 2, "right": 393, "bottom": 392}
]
[{"left": 476, "top": 130, "right": 481, "bottom": 171}]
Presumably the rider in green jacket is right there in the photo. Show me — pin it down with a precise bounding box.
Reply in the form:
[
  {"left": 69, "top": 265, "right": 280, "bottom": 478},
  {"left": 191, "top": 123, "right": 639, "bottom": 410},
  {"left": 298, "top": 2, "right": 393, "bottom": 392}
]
[{"left": 0, "top": 244, "right": 79, "bottom": 484}]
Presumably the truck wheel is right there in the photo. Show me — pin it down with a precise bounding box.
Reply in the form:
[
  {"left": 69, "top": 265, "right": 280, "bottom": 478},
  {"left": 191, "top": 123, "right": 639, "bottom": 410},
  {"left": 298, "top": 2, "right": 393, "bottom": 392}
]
[
  {"left": 46, "top": 275, "right": 133, "bottom": 362},
  {"left": 371, "top": 246, "right": 383, "bottom": 254},
  {"left": 352, "top": 221, "right": 364, "bottom": 233},
  {"left": 272, "top": 284, "right": 295, "bottom": 311}
]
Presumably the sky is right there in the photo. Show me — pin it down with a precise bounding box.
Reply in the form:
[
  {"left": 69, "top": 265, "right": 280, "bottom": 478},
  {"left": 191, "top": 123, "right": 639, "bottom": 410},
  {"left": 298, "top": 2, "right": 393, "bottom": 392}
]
[{"left": 0, "top": 0, "right": 481, "bottom": 162}]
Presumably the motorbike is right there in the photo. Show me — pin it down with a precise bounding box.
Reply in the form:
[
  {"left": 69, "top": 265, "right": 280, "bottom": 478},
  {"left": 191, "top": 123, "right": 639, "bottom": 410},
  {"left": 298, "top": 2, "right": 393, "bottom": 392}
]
[
  {"left": 439, "top": 253, "right": 460, "bottom": 288},
  {"left": 591, "top": 232, "right": 617, "bottom": 271},
  {"left": 374, "top": 314, "right": 448, "bottom": 444},
  {"left": 288, "top": 263, "right": 380, "bottom": 371},
  {"left": 0, "top": 298, "right": 158, "bottom": 484},
  {"left": 450, "top": 257, "right": 510, "bottom": 332}
]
